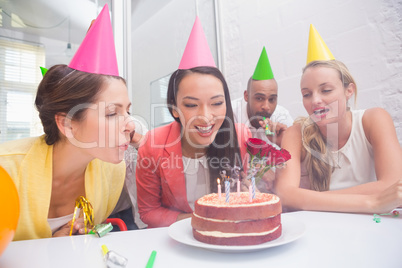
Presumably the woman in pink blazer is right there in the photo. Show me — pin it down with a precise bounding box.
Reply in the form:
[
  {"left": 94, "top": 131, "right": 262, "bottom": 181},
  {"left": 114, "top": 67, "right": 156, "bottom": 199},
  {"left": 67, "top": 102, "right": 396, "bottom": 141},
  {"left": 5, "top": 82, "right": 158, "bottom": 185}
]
[{"left": 136, "top": 67, "right": 251, "bottom": 228}]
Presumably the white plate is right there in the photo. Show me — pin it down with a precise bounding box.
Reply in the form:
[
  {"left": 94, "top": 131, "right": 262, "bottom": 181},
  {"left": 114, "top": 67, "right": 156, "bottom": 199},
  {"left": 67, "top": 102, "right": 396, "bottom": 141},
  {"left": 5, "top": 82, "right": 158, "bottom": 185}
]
[{"left": 168, "top": 214, "right": 306, "bottom": 253}]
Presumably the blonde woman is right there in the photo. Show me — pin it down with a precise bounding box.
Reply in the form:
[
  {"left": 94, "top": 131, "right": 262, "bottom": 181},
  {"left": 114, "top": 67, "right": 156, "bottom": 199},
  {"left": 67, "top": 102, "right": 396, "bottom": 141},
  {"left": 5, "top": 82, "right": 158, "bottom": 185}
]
[{"left": 276, "top": 60, "right": 402, "bottom": 213}]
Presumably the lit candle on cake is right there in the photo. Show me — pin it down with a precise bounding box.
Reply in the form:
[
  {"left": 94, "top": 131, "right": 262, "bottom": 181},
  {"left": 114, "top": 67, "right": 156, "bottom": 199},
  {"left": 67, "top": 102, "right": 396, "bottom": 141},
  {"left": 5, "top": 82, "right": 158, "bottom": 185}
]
[
  {"left": 251, "top": 176, "right": 256, "bottom": 199},
  {"left": 236, "top": 179, "right": 240, "bottom": 196},
  {"left": 225, "top": 180, "right": 230, "bottom": 203},
  {"left": 217, "top": 178, "right": 221, "bottom": 198}
]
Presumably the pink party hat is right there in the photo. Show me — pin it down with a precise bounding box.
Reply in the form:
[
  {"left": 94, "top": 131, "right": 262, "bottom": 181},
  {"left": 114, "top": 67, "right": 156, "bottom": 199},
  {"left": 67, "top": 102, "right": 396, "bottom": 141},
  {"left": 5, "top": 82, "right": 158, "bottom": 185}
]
[
  {"left": 178, "top": 16, "right": 216, "bottom": 69},
  {"left": 68, "top": 4, "right": 119, "bottom": 76}
]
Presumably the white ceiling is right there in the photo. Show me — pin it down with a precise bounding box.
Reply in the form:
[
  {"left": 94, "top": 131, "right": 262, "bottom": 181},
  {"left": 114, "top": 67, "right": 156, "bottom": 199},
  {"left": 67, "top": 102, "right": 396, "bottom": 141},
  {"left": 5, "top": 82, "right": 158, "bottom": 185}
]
[
  {"left": 131, "top": 0, "right": 173, "bottom": 29},
  {"left": 0, "top": 0, "right": 173, "bottom": 44},
  {"left": 0, "top": 0, "right": 103, "bottom": 43}
]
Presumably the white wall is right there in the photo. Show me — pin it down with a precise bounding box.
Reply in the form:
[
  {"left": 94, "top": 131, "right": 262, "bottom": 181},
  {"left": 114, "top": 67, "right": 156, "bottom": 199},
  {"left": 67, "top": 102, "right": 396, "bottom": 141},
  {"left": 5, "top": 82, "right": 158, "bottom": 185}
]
[
  {"left": 131, "top": 0, "right": 402, "bottom": 144},
  {"left": 131, "top": 0, "right": 218, "bottom": 129},
  {"left": 218, "top": 0, "right": 402, "bottom": 144}
]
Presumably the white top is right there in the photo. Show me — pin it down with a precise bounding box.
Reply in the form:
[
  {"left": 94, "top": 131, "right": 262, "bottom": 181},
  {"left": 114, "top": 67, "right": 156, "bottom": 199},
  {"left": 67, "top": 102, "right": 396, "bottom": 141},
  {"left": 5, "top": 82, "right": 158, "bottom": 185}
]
[
  {"left": 47, "top": 213, "right": 74, "bottom": 234},
  {"left": 182, "top": 155, "right": 210, "bottom": 210},
  {"left": 232, "top": 98, "right": 293, "bottom": 146},
  {"left": 117, "top": 144, "right": 147, "bottom": 228},
  {"left": 329, "top": 110, "right": 375, "bottom": 190},
  {"left": 300, "top": 110, "right": 376, "bottom": 190}
]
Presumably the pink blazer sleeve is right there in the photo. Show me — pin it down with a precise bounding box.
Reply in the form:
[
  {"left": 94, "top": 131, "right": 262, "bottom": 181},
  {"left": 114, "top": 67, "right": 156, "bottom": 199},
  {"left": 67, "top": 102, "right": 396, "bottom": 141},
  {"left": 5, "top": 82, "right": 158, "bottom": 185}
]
[{"left": 135, "top": 132, "right": 182, "bottom": 228}]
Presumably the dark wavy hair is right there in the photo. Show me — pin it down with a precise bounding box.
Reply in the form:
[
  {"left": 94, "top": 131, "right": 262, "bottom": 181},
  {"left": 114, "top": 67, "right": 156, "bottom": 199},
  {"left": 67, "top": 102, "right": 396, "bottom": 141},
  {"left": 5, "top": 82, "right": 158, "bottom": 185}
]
[
  {"left": 35, "top": 64, "right": 125, "bottom": 145},
  {"left": 166, "top": 66, "right": 242, "bottom": 192}
]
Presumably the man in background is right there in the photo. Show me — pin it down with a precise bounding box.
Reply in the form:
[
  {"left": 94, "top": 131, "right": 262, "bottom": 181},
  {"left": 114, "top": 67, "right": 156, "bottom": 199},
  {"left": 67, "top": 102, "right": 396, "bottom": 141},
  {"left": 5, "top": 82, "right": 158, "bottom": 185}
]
[
  {"left": 233, "top": 46, "right": 293, "bottom": 193},
  {"left": 233, "top": 46, "right": 293, "bottom": 148}
]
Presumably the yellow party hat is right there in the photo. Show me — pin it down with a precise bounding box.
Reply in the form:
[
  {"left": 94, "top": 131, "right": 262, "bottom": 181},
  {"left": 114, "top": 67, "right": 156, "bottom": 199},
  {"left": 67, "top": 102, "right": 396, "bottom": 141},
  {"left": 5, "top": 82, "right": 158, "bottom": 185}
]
[{"left": 306, "top": 24, "right": 335, "bottom": 64}]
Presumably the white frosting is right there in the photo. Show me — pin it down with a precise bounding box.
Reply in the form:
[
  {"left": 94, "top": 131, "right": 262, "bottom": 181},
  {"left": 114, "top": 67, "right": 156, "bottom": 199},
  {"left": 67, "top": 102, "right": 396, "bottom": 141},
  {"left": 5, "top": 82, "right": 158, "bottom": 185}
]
[
  {"left": 195, "top": 225, "right": 280, "bottom": 238},
  {"left": 193, "top": 213, "right": 274, "bottom": 223},
  {"left": 48, "top": 213, "right": 74, "bottom": 233}
]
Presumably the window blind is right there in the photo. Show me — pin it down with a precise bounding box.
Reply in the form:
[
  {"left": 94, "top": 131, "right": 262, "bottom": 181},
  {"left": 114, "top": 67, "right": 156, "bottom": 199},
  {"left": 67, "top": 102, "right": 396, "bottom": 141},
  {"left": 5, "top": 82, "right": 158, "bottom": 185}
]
[
  {"left": 0, "top": 38, "right": 45, "bottom": 143},
  {"left": 150, "top": 73, "right": 173, "bottom": 128}
]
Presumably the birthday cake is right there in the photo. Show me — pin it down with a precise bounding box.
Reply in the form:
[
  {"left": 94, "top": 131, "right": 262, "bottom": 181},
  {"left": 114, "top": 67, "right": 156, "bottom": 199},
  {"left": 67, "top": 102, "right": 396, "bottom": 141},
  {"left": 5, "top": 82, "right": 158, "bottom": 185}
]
[{"left": 191, "top": 192, "right": 282, "bottom": 246}]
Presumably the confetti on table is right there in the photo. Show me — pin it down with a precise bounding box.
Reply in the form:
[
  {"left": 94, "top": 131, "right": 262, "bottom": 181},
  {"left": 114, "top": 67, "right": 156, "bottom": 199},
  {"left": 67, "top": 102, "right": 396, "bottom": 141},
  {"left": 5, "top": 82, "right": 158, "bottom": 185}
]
[{"left": 373, "top": 210, "right": 400, "bottom": 223}]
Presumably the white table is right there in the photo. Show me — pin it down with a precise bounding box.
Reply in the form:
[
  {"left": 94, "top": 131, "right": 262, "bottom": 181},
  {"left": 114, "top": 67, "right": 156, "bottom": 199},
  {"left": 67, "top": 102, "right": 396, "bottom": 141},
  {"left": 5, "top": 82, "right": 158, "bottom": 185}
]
[{"left": 1, "top": 211, "right": 401, "bottom": 268}]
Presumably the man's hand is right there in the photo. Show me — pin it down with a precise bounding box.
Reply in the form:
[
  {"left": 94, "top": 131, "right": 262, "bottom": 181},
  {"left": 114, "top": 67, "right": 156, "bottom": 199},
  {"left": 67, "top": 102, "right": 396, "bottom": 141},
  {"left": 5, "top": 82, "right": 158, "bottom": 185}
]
[{"left": 259, "top": 118, "right": 287, "bottom": 147}]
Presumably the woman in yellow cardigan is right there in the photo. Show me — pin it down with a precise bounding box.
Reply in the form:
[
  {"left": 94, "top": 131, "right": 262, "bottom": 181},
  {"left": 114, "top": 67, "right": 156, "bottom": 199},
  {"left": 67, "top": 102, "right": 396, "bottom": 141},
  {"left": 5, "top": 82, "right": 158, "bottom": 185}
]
[
  {"left": 0, "top": 64, "right": 135, "bottom": 240},
  {"left": 0, "top": 4, "right": 136, "bottom": 240}
]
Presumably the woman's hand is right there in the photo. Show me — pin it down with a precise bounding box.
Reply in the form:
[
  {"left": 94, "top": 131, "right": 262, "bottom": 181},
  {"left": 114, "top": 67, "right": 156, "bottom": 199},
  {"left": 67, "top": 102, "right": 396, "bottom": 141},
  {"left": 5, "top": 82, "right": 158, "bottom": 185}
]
[
  {"left": 372, "top": 179, "right": 402, "bottom": 213},
  {"left": 87, "top": 19, "right": 95, "bottom": 32},
  {"left": 176, "top": 213, "right": 192, "bottom": 222},
  {"left": 130, "top": 130, "right": 144, "bottom": 149},
  {"left": 240, "top": 172, "right": 261, "bottom": 193},
  {"left": 52, "top": 217, "right": 88, "bottom": 237},
  {"left": 260, "top": 169, "right": 275, "bottom": 193}
]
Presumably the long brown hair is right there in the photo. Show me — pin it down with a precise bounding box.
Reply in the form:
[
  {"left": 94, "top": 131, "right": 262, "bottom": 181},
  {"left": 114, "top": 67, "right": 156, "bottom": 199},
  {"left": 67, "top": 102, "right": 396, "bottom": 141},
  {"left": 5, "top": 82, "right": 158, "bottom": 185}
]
[
  {"left": 167, "top": 66, "right": 242, "bottom": 192},
  {"left": 298, "top": 60, "right": 357, "bottom": 191}
]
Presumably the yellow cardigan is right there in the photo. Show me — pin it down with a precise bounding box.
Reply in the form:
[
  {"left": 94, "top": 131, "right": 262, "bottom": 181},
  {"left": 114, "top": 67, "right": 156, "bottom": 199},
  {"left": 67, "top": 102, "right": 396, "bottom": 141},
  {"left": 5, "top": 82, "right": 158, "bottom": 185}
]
[{"left": 0, "top": 136, "right": 125, "bottom": 241}]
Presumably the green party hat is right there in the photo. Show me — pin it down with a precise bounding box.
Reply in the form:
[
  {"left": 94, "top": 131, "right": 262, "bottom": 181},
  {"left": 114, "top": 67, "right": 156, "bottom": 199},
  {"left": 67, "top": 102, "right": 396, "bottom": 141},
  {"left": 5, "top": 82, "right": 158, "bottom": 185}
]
[
  {"left": 252, "top": 46, "right": 274, "bottom": 80},
  {"left": 40, "top": 66, "right": 48, "bottom": 77}
]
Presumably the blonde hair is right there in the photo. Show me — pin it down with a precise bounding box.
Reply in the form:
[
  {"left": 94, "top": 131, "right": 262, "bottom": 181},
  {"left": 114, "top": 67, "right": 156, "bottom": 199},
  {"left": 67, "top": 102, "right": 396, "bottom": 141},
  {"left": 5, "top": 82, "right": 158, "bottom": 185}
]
[
  {"left": 299, "top": 60, "right": 357, "bottom": 191},
  {"left": 303, "top": 60, "right": 357, "bottom": 104}
]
